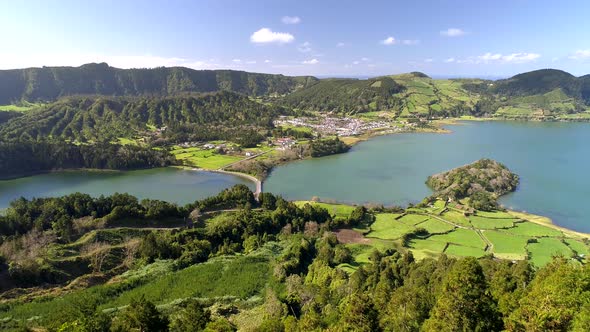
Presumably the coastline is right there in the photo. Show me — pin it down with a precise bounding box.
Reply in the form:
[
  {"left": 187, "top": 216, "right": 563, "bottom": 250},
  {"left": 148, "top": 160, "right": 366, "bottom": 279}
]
[
  {"left": 507, "top": 210, "right": 590, "bottom": 238},
  {"left": 0, "top": 168, "right": 124, "bottom": 181},
  {"left": 174, "top": 166, "right": 263, "bottom": 198}
]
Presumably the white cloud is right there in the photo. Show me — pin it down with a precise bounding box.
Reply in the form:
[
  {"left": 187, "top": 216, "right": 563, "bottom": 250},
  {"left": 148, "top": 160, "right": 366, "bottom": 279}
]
[
  {"left": 245, "top": 60, "right": 257, "bottom": 64},
  {"left": 298, "top": 41, "right": 312, "bottom": 53},
  {"left": 361, "top": 57, "right": 369, "bottom": 61},
  {"left": 402, "top": 39, "right": 420, "bottom": 45},
  {"left": 477, "top": 52, "right": 540, "bottom": 63},
  {"left": 477, "top": 53, "right": 502, "bottom": 61},
  {"left": 232, "top": 59, "right": 242, "bottom": 63},
  {"left": 353, "top": 61, "right": 360, "bottom": 65},
  {"left": 250, "top": 28, "right": 294, "bottom": 44},
  {"left": 445, "top": 52, "right": 541, "bottom": 65},
  {"left": 282, "top": 16, "right": 301, "bottom": 24},
  {"left": 569, "top": 50, "right": 590, "bottom": 60},
  {"left": 501, "top": 53, "right": 540, "bottom": 63},
  {"left": 302, "top": 58, "right": 319, "bottom": 65},
  {"left": 440, "top": 28, "right": 466, "bottom": 37},
  {"left": 424, "top": 58, "right": 434, "bottom": 63},
  {"left": 264, "top": 59, "right": 272, "bottom": 63},
  {"left": 336, "top": 42, "right": 346, "bottom": 47},
  {"left": 381, "top": 36, "right": 397, "bottom": 45}
]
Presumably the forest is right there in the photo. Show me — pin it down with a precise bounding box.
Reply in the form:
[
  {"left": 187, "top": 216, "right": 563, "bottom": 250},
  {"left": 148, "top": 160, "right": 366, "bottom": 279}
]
[
  {"left": 0, "top": 91, "right": 288, "bottom": 142},
  {"left": 0, "top": 141, "right": 173, "bottom": 178},
  {"left": 0, "top": 185, "right": 589, "bottom": 331}
]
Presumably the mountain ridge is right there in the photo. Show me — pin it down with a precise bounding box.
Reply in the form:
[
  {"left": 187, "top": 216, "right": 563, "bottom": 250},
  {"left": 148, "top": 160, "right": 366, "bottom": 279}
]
[{"left": 0, "top": 63, "right": 318, "bottom": 104}]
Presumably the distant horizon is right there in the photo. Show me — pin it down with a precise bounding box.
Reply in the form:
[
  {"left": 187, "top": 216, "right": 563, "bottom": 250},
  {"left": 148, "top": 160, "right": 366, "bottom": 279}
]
[{"left": 2, "top": 62, "right": 585, "bottom": 81}]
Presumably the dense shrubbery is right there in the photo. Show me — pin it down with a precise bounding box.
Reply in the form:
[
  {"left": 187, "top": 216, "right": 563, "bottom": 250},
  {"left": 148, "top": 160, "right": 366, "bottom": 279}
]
[
  {"left": 0, "top": 186, "right": 348, "bottom": 290},
  {"left": 426, "top": 158, "right": 519, "bottom": 210},
  {"left": 309, "top": 137, "right": 350, "bottom": 157}
]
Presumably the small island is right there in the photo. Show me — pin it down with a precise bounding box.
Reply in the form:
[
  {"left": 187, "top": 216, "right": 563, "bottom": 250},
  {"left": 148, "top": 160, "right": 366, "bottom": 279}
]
[{"left": 426, "top": 158, "right": 520, "bottom": 211}]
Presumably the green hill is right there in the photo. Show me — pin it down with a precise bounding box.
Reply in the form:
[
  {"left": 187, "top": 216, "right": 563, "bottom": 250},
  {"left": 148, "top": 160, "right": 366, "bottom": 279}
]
[
  {"left": 280, "top": 73, "right": 483, "bottom": 117},
  {"left": 0, "top": 63, "right": 318, "bottom": 104},
  {"left": 386, "top": 73, "right": 481, "bottom": 117},
  {"left": 279, "top": 76, "right": 405, "bottom": 114},
  {"left": 491, "top": 69, "right": 580, "bottom": 97}
]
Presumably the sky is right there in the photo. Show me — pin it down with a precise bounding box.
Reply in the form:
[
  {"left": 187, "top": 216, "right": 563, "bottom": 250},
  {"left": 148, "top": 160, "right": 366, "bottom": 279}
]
[{"left": 1, "top": 0, "right": 590, "bottom": 78}]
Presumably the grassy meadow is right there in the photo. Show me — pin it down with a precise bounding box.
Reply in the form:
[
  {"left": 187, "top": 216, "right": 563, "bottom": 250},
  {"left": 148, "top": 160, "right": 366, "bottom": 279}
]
[{"left": 340, "top": 199, "right": 590, "bottom": 268}]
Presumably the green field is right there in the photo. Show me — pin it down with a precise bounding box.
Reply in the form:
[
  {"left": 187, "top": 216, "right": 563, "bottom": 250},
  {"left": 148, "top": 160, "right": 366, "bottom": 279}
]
[
  {"left": 294, "top": 201, "right": 357, "bottom": 218},
  {"left": 565, "top": 239, "right": 590, "bottom": 256},
  {"left": 337, "top": 198, "right": 590, "bottom": 267},
  {"left": 439, "top": 210, "right": 472, "bottom": 227},
  {"left": 397, "top": 213, "right": 429, "bottom": 225},
  {"left": 484, "top": 230, "right": 529, "bottom": 260},
  {"left": 527, "top": 238, "right": 573, "bottom": 267},
  {"left": 503, "top": 221, "right": 563, "bottom": 237},
  {"left": 428, "top": 228, "right": 487, "bottom": 249},
  {"left": 418, "top": 218, "right": 455, "bottom": 234},
  {"left": 475, "top": 210, "right": 518, "bottom": 219},
  {"left": 469, "top": 215, "right": 517, "bottom": 229},
  {"left": 171, "top": 147, "right": 243, "bottom": 169},
  {"left": 368, "top": 214, "right": 414, "bottom": 240},
  {"left": 0, "top": 102, "right": 43, "bottom": 112},
  {"left": 444, "top": 244, "right": 487, "bottom": 258}
]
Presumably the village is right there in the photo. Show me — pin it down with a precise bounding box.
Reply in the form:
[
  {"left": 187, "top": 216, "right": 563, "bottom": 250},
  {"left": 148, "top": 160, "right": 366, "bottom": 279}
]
[
  {"left": 172, "top": 115, "right": 418, "bottom": 161},
  {"left": 274, "top": 115, "right": 395, "bottom": 136}
]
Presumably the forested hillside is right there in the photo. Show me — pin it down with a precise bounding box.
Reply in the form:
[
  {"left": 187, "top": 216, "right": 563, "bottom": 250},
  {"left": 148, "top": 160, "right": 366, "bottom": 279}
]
[
  {"left": 280, "top": 76, "right": 405, "bottom": 114},
  {"left": 1, "top": 185, "right": 590, "bottom": 331},
  {"left": 0, "top": 91, "right": 288, "bottom": 142},
  {"left": 0, "top": 63, "right": 318, "bottom": 104}
]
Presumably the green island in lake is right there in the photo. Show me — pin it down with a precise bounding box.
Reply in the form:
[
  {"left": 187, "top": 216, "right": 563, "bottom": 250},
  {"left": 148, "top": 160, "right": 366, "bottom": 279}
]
[{"left": 1, "top": 40, "right": 590, "bottom": 330}]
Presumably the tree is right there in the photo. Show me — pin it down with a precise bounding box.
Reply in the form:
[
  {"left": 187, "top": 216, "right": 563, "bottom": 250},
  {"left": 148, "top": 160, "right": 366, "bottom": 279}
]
[
  {"left": 112, "top": 296, "right": 169, "bottom": 332},
  {"left": 507, "top": 258, "right": 590, "bottom": 331},
  {"left": 338, "top": 293, "right": 379, "bottom": 332},
  {"left": 169, "top": 299, "right": 211, "bottom": 332},
  {"left": 82, "top": 242, "right": 111, "bottom": 274},
  {"left": 55, "top": 297, "right": 111, "bottom": 332},
  {"left": 422, "top": 257, "right": 502, "bottom": 332}
]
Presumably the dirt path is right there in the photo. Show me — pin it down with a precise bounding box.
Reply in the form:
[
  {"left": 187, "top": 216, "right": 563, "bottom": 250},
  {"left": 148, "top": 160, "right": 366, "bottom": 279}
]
[
  {"left": 219, "top": 149, "right": 273, "bottom": 170},
  {"left": 192, "top": 168, "right": 262, "bottom": 199}
]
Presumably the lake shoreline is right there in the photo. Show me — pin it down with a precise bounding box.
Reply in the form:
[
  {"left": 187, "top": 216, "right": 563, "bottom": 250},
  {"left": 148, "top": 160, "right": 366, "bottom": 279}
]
[{"left": 0, "top": 168, "right": 124, "bottom": 181}]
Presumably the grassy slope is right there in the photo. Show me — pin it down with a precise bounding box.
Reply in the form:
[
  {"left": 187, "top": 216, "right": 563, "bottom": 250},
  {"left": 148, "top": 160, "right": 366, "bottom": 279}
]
[
  {"left": 0, "top": 245, "right": 277, "bottom": 325},
  {"left": 171, "top": 147, "right": 243, "bottom": 170},
  {"left": 0, "top": 102, "right": 44, "bottom": 112},
  {"left": 387, "top": 74, "right": 480, "bottom": 117}
]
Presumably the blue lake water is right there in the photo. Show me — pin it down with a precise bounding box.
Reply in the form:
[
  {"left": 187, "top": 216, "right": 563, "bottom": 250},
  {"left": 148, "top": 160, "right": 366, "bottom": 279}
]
[
  {"left": 0, "top": 167, "right": 254, "bottom": 208},
  {"left": 265, "top": 121, "right": 590, "bottom": 232}
]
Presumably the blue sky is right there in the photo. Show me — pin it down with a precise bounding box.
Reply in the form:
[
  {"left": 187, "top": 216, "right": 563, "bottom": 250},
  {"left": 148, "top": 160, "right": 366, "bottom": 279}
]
[{"left": 1, "top": 0, "right": 590, "bottom": 77}]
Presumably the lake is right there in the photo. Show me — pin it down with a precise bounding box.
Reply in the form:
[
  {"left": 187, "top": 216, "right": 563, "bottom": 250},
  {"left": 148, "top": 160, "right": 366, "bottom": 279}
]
[
  {"left": 265, "top": 121, "right": 590, "bottom": 232},
  {"left": 0, "top": 167, "right": 255, "bottom": 208},
  {"left": 1, "top": 121, "right": 589, "bottom": 232}
]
